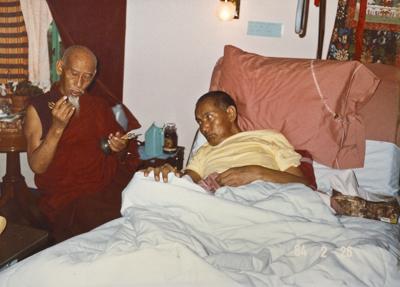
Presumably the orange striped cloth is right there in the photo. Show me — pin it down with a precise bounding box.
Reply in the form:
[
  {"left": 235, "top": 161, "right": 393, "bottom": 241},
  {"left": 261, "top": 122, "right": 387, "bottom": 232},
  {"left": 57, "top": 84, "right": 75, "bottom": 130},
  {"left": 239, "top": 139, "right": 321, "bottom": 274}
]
[{"left": 0, "top": 0, "right": 28, "bottom": 84}]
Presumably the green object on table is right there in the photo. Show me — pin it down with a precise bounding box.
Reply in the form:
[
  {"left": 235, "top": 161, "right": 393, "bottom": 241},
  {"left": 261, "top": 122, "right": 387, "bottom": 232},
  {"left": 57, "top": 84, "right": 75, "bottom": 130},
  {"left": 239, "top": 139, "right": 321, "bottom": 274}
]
[{"left": 49, "top": 21, "right": 62, "bottom": 84}]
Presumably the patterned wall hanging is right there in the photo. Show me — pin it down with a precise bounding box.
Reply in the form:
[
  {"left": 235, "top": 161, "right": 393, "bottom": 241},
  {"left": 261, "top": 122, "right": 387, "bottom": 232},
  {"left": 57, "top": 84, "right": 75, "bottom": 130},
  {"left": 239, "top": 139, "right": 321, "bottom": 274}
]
[
  {"left": 0, "top": 0, "right": 28, "bottom": 84},
  {"left": 327, "top": 0, "right": 400, "bottom": 67}
]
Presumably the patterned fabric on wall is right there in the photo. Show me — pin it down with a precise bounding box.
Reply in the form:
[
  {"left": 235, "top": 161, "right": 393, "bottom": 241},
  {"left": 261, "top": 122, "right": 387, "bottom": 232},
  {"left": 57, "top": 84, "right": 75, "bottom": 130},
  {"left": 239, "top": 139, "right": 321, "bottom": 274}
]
[
  {"left": 0, "top": 0, "right": 28, "bottom": 84},
  {"left": 327, "top": 0, "right": 400, "bottom": 67}
]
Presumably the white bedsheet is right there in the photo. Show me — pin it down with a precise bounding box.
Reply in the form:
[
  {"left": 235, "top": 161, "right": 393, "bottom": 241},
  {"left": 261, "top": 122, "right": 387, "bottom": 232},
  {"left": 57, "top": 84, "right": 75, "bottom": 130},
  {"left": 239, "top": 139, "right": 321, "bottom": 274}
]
[{"left": 0, "top": 173, "right": 399, "bottom": 286}]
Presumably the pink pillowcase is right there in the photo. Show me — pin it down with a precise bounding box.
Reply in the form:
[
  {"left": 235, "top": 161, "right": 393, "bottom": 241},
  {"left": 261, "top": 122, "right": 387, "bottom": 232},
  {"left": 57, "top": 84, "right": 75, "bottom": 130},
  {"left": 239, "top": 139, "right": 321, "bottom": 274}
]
[{"left": 210, "top": 45, "right": 380, "bottom": 169}]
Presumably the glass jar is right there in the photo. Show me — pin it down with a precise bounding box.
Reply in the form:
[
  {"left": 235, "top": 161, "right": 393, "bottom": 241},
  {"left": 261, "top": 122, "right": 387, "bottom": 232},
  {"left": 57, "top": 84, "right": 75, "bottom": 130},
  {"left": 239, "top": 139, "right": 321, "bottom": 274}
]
[{"left": 163, "top": 123, "right": 178, "bottom": 154}]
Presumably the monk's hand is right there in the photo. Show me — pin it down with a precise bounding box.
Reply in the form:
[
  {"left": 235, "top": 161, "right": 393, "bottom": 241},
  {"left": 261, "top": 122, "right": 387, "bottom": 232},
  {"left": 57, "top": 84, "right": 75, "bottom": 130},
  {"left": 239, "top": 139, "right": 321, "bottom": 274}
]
[
  {"left": 51, "top": 96, "right": 75, "bottom": 129},
  {"left": 142, "top": 163, "right": 182, "bottom": 183},
  {"left": 108, "top": 131, "right": 128, "bottom": 153},
  {"left": 216, "top": 165, "right": 269, "bottom": 187}
]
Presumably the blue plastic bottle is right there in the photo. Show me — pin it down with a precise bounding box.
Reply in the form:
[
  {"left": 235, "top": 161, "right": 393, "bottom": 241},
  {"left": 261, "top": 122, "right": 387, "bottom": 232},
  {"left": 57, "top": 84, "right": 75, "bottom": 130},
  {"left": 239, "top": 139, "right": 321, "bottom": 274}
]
[{"left": 144, "top": 123, "right": 164, "bottom": 157}]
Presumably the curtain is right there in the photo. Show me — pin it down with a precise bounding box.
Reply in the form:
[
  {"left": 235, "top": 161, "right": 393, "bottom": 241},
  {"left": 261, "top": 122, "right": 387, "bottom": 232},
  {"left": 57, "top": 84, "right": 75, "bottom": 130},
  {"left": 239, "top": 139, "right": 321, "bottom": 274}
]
[
  {"left": 20, "top": 0, "right": 52, "bottom": 90},
  {"left": 45, "top": 0, "right": 127, "bottom": 104},
  {"left": 327, "top": 0, "right": 400, "bottom": 67},
  {"left": 45, "top": 0, "right": 140, "bottom": 129}
]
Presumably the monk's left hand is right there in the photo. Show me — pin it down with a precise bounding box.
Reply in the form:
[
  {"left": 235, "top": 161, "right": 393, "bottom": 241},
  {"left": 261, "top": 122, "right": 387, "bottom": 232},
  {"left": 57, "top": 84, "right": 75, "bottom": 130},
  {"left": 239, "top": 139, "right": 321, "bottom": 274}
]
[
  {"left": 108, "top": 131, "right": 128, "bottom": 153},
  {"left": 216, "top": 165, "right": 270, "bottom": 187}
]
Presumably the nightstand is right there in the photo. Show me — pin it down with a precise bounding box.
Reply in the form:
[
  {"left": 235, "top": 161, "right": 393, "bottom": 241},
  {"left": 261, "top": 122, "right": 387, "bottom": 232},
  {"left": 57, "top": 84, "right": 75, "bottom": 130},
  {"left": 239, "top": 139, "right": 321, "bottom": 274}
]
[
  {"left": 0, "top": 130, "right": 43, "bottom": 227},
  {"left": 0, "top": 222, "right": 49, "bottom": 269},
  {"left": 138, "top": 144, "right": 185, "bottom": 170}
]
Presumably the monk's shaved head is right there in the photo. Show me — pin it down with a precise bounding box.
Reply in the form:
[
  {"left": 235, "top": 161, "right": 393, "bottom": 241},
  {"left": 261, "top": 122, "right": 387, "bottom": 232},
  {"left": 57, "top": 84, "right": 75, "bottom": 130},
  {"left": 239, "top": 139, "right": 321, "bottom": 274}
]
[{"left": 62, "top": 45, "right": 97, "bottom": 70}]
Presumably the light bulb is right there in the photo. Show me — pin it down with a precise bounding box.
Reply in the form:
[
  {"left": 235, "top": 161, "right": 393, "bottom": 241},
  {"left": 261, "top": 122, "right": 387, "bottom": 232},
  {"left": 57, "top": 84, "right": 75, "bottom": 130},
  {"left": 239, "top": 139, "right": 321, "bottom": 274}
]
[{"left": 217, "top": 0, "right": 236, "bottom": 21}]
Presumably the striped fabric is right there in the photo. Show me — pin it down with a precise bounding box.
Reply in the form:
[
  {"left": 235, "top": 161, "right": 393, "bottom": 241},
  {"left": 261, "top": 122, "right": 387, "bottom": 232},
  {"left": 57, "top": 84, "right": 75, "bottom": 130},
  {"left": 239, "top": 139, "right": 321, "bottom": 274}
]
[{"left": 0, "top": 0, "right": 28, "bottom": 84}]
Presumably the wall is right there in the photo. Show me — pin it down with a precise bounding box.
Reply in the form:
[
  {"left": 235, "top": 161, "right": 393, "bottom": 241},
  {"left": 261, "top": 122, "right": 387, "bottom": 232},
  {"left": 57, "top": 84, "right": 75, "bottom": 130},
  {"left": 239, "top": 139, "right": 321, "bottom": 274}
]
[{"left": 3, "top": 0, "right": 339, "bottom": 187}]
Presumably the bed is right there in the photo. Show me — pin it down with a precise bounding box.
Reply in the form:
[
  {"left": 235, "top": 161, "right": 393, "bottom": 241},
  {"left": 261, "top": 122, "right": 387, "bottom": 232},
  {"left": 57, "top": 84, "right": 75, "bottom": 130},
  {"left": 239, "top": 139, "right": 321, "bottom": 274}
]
[{"left": 0, "top": 45, "right": 399, "bottom": 286}]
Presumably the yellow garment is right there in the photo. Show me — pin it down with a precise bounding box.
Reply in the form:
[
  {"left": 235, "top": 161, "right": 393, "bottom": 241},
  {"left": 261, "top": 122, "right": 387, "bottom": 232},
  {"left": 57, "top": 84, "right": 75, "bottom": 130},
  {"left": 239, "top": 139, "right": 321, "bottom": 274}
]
[{"left": 187, "top": 130, "right": 301, "bottom": 179}]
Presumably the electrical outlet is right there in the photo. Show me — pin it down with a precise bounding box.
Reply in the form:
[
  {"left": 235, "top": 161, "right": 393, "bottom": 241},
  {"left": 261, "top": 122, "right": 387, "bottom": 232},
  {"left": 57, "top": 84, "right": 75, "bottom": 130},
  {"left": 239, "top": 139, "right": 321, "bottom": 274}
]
[{"left": 247, "top": 21, "right": 283, "bottom": 38}]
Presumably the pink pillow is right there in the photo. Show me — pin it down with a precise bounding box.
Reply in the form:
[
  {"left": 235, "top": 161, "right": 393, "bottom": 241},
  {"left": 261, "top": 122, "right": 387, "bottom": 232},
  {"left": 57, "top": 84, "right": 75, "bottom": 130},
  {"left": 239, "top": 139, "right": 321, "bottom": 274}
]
[{"left": 210, "top": 45, "right": 380, "bottom": 169}]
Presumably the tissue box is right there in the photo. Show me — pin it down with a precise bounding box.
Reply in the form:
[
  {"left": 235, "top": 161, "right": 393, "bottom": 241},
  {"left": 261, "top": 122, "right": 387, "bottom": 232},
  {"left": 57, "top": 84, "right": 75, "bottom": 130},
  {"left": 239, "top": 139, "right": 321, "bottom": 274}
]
[{"left": 330, "top": 190, "right": 400, "bottom": 224}]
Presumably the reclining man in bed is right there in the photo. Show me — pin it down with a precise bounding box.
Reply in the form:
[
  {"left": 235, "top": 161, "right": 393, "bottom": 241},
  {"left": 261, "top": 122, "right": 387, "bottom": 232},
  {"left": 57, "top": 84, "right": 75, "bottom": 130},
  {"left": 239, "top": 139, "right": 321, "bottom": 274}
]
[
  {"left": 24, "top": 45, "right": 140, "bottom": 242},
  {"left": 144, "top": 90, "right": 308, "bottom": 190}
]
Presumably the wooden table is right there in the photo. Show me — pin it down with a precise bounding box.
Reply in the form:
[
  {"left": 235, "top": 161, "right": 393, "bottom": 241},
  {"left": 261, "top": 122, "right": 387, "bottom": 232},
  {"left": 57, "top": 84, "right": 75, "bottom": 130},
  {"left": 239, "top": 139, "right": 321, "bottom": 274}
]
[
  {"left": 138, "top": 144, "right": 185, "bottom": 171},
  {"left": 0, "top": 222, "right": 49, "bottom": 269},
  {"left": 0, "top": 131, "right": 43, "bottom": 227},
  {"left": 0, "top": 132, "right": 27, "bottom": 203}
]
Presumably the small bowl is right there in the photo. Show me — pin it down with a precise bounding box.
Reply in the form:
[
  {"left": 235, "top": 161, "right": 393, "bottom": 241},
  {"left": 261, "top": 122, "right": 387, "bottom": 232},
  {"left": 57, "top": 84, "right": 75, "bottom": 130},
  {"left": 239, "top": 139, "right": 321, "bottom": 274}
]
[{"left": 99, "top": 137, "right": 112, "bottom": 155}]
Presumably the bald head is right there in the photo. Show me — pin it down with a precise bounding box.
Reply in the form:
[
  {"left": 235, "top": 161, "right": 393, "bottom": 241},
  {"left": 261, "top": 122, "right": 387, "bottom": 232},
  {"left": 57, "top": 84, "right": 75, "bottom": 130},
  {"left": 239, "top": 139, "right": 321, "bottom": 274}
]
[
  {"left": 56, "top": 45, "right": 97, "bottom": 99},
  {"left": 62, "top": 45, "right": 97, "bottom": 71}
]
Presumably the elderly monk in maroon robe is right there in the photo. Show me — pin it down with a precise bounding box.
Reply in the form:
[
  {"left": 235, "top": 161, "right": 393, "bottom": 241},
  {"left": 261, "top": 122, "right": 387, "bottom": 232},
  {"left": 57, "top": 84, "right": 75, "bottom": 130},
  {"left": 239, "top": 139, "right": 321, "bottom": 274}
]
[{"left": 24, "top": 45, "right": 140, "bottom": 242}]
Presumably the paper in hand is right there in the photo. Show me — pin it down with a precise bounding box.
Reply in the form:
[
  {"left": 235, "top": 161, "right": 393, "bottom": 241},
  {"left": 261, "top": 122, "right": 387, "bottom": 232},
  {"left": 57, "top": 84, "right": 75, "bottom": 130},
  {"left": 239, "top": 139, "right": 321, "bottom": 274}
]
[{"left": 198, "top": 172, "right": 221, "bottom": 193}]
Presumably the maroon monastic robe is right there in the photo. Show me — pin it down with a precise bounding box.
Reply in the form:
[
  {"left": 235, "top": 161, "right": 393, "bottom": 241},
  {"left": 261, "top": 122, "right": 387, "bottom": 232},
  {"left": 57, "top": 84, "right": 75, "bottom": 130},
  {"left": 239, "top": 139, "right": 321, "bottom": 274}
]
[{"left": 31, "top": 85, "right": 140, "bottom": 242}]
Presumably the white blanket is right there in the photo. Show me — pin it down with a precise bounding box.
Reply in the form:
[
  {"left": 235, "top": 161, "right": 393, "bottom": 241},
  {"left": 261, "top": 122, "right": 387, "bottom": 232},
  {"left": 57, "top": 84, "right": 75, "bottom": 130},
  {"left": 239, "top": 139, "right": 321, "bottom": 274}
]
[{"left": 0, "top": 173, "right": 399, "bottom": 286}]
